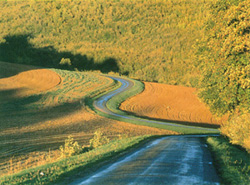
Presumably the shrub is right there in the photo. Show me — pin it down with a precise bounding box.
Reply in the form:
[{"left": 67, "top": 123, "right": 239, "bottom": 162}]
[
  {"left": 221, "top": 113, "right": 250, "bottom": 152},
  {"left": 59, "top": 136, "right": 81, "bottom": 158},
  {"left": 89, "top": 130, "right": 110, "bottom": 149},
  {"left": 59, "top": 58, "right": 72, "bottom": 66}
]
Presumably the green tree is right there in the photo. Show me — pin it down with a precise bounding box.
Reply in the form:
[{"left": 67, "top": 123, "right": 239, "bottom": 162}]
[
  {"left": 59, "top": 58, "right": 72, "bottom": 66},
  {"left": 197, "top": 0, "right": 250, "bottom": 116}
]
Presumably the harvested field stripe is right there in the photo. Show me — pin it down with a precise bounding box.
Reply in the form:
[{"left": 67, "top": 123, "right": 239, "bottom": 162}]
[{"left": 120, "top": 82, "right": 227, "bottom": 126}]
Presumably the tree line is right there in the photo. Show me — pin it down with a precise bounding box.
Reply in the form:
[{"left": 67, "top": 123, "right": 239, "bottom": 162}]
[{"left": 196, "top": 0, "right": 250, "bottom": 151}]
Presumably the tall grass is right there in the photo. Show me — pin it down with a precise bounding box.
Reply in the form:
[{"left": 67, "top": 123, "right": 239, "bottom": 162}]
[{"left": 207, "top": 136, "right": 250, "bottom": 185}]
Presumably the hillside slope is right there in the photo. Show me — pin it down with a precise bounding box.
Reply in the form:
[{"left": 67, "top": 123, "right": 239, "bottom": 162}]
[
  {"left": 0, "top": 61, "right": 61, "bottom": 99},
  {"left": 0, "top": 62, "right": 175, "bottom": 176},
  {"left": 120, "top": 82, "right": 228, "bottom": 127},
  {"left": 0, "top": 0, "right": 212, "bottom": 87}
]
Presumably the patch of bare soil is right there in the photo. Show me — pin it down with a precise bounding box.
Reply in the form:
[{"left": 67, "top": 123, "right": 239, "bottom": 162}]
[
  {"left": 0, "top": 62, "right": 61, "bottom": 99},
  {"left": 120, "top": 82, "right": 227, "bottom": 126}
]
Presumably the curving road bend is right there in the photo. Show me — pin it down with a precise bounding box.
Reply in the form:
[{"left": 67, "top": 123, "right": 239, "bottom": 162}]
[
  {"left": 72, "top": 136, "right": 220, "bottom": 185},
  {"left": 94, "top": 76, "right": 218, "bottom": 133},
  {"left": 69, "top": 76, "right": 221, "bottom": 184}
]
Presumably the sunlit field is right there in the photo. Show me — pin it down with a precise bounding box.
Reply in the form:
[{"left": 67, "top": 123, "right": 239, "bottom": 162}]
[
  {"left": 120, "top": 82, "right": 228, "bottom": 127},
  {"left": 0, "top": 62, "right": 174, "bottom": 176}
]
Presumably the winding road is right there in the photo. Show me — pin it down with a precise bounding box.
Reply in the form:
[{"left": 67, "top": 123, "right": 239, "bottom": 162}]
[
  {"left": 72, "top": 76, "right": 220, "bottom": 184},
  {"left": 94, "top": 76, "right": 218, "bottom": 133}
]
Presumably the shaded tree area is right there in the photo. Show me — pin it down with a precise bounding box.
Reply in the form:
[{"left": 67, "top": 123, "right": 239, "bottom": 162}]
[
  {"left": 196, "top": 0, "right": 250, "bottom": 152},
  {"left": 0, "top": 34, "right": 119, "bottom": 73},
  {"left": 197, "top": 0, "right": 250, "bottom": 116}
]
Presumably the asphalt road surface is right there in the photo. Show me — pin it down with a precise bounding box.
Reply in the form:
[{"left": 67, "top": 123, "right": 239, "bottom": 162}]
[
  {"left": 72, "top": 136, "right": 220, "bottom": 185},
  {"left": 70, "top": 76, "right": 220, "bottom": 184}
]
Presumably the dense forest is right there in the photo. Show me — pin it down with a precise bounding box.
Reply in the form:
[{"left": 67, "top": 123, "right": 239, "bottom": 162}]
[
  {"left": 0, "top": 0, "right": 211, "bottom": 86},
  {"left": 0, "top": 0, "right": 249, "bottom": 151}
]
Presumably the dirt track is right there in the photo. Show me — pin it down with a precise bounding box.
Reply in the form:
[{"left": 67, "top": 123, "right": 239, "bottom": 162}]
[{"left": 120, "top": 82, "right": 227, "bottom": 126}]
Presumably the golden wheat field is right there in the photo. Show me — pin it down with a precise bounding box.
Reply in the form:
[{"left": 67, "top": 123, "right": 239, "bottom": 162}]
[
  {"left": 120, "top": 82, "right": 228, "bottom": 126},
  {"left": 0, "top": 62, "right": 175, "bottom": 176}
]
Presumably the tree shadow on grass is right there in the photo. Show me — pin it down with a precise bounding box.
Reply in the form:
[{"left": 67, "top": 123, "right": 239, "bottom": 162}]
[
  {"left": 0, "top": 88, "right": 83, "bottom": 131},
  {"left": 0, "top": 86, "right": 89, "bottom": 156},
  {"left": 0, "top": 34, "right": 119, "bottom": 75},
  {"left": 0, "top": 61, "right": 39, "bottom": 79}
]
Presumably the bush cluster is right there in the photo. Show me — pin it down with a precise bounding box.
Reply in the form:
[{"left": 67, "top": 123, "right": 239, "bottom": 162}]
[
  {"left": 89, "top": 130, "right": 110, "bottom": 149},
  {"left": 60, "top": 130, "right": 110, "bottom": 158},
  {"left": 221, "top": 113, "right": 250, "bottom": 152},
  {"left": 197, "top": 0, "right": 250, "bottom": 116},
  {"left": 196, "top": 0, "right": 250, "bottom": 152},
  {"left": 59, "top": 136, "right": 82, "bottom": 158}
]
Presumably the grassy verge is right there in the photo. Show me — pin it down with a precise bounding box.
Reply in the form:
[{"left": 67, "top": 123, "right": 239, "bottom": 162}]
[
  {"left": 206, "top": 136, "right": 250, "bottom": 185},
  {"left": 0, "top": 135, "right": 156, "bottom": 185},
  {"left": 106, "top": 76, "right": 144, "bottom": 116}
]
